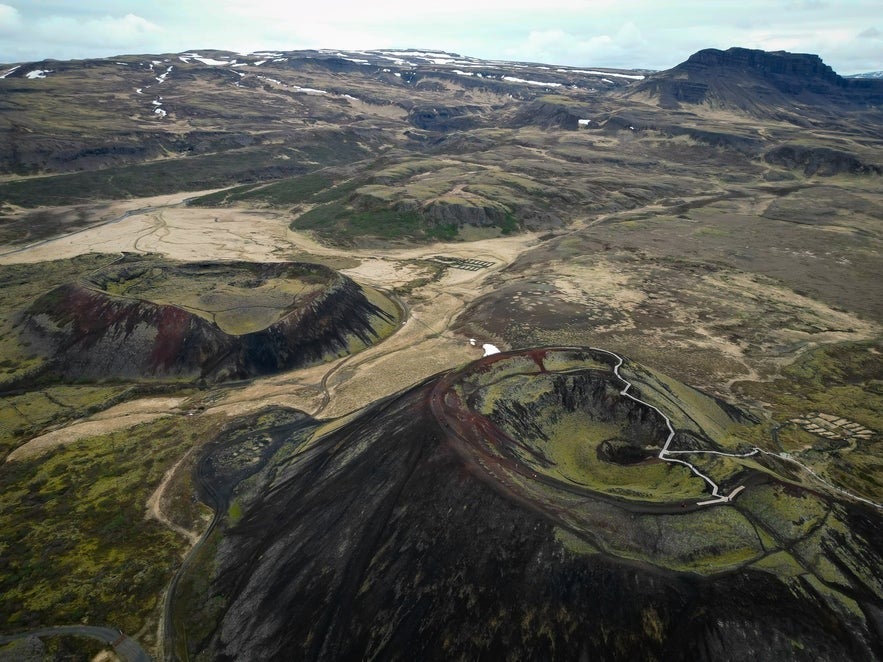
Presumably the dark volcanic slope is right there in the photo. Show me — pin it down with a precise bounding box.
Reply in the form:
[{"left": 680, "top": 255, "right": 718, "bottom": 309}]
[
  {"left": 628, "top": 47, "right": 883, "bottom": 120},
  {"left": 179, "top": 348, "right": 883, "bottom": 661},
  {"left": 18, "top": 257, "right": 398, "bottom": 383}
]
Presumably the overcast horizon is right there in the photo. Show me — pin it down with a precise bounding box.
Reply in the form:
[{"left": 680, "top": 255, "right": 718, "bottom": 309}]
[{"left": 1, "top": 1, "right": 881, "bottom": 74}]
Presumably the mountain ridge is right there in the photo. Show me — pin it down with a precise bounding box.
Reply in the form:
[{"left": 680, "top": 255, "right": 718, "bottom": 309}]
[{"left": 627, "top": 46, "right": 883, "bottom": 116}]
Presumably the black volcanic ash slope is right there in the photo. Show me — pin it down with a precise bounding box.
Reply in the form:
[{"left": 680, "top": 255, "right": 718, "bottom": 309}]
[
  {"left": 177, "top": 348, "right": 883, "bottom": 661},
  {"left": 18, "top": 257, "right": 398, "bottom": 383}
]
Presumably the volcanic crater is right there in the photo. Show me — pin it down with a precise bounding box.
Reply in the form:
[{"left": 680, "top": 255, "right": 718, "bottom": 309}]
[
  {"left": 177, "top": 347, "right": 883, "bottom": 661},
  {"left": 18, "top": 255, "right": 400, "bottom": 383},
  {"left": 432, "top": 348, "right": 682, "bottom": 501}
]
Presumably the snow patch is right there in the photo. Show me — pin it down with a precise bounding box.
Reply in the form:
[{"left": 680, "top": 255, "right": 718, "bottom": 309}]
[
  {"left": 26, "top": 69, "right": 52, "bottom": 79},
  {"left": 151, "top": 97, "right": 167, "bottom": 118},
  {"left": 389, "top": 50, "right": 453, "bottom": 59},
  {"left": 135, "top": 87, "right": 143, "bottom": 94},
  {"left": 155, "top": 66, "right": 173, "bottom": 83},
  {"left": 557, "top": 68, "right": 645, "bottom": 80},
  {"left": 0, "top": 65, "right": 20, "bottom": 79},
  {"left": 294, "top": 86, "right": 327, "bottom": 94},
  {"left": 376, "top": 54, "right": 418, "bottom": 66},
  {"left": 335, "top": 52, "right": 370, "bottom": 64},
  {"left": 252, "top": 60, "right": 266, "bottom": 66},
  {"left": 179, "top": 56, "right": 191, "bottom": 63},
  {"left": 194, "top": 57, "right": 231, "bottom": 66},
  {"left": 469, "top": 338, "right": 501, "bottom": 357},
  {"left": 578, "top": 119, "right": 591, "bottom": 126},
  {"left": 502, "top": 76, "right": 562, "bottom": 87}
]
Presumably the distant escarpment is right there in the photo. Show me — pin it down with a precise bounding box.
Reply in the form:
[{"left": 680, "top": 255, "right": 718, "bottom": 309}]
[
  {"left": 629, "top": 47, "right": 883, "bottom": 118},
  {"left": 764, "top": 144, "right": 882, "bottom": 176},
  {"left": 176, "top": 348, "right": 883, "bottom": 661},
  {"left": 19, "top": 257, "right": 399, "bottom": 383}
]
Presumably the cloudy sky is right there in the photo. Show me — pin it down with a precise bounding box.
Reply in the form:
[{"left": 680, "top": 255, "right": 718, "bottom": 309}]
[{"left": 0, "top": 0, "right": 881, "bottom": 73}]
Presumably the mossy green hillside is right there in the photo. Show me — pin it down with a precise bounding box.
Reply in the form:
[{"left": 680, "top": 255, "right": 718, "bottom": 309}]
[
  {"left": 735, "top": 341, "right": 882, "bottom": 502},
  {"left": 0, "top": 413, "right": 224, "bottom": 640}
]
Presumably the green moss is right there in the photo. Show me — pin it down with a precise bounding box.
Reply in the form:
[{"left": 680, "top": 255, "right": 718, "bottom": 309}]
[
  {"left": 554, "top": 527, "right": 599, "bottom": 556},
  {"left": 292, "top": 203, "right": 429, "bottom": 242},
  {"left": 428, "top": 223, "right": 459, "bottom": 241},
  {"left": 498, "top": 213, "right": 519, "bottom": 235},
  {"left": 227, "top": 499, "right": 244, "bottom": 525},
  {"left": 0, "top": 413, "right": 224, "bottom": 635},
  {"left": 648, "top": 507, "right": 765, "bottom": 573},
  {"left": 751, "top": 551, "right": 805, "bottom": 578}
]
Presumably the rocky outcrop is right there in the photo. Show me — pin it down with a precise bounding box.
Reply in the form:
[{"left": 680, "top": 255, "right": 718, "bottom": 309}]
[
  {"left": 421, "top": 200, "right": 507, "bottom": 227},
  {"left": 509, "top": 100, "right": 585, "bottom": 130},
  {"left": 764, "top": 144, "right": 882, "bottom": 176},
  {"left": 408, "top": 106, "right": 483, "bottom": 132}
]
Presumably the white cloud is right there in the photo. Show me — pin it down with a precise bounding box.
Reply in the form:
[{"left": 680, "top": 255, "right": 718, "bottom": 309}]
[
  {"left": 0, "top": 3, "right": 22, "bottom": 35},
  {"left": 0, "top": 0, "right": 880, "bottom": 73},
  {"left": 504, "top": 22, "right": 651, "bottom": 69},
  {"left": 33, "top": 13, "right": 160, "bottom": 53}
]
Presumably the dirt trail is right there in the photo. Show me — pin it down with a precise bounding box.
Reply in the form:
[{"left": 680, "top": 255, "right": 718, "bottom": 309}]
[
  {"left": 205, "top": 232, "right": 537, "bottom": 420},
  {"left": 6, "top": 397, "right": 189, "bottom": 462},
  {"left": 145, "top": 448, "right": 200, "bottom": 546}
]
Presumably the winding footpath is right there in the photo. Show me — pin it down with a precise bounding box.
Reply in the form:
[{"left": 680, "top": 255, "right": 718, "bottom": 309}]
[
  {"left": 0, "top": 626, "right": 150, "bottom": 661},
  {"left": 594, "top": 347, "right": 883, "bottom": 510}
]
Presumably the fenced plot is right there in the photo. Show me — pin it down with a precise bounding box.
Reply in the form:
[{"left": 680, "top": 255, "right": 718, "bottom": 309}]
[{"left": 431, "top": 256, "right": 494, "bottom": 271}]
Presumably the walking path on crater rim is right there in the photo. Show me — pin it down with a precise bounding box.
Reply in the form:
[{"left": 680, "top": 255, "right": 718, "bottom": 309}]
[
  {"left": 598, "top": 347, "right": 883, "bottom": 510},
  {"left": 432, "top": 345, "right": 882, "bottom": 510}
]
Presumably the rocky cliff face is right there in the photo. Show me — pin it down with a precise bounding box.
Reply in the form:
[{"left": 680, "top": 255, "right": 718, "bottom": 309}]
[
  {"left": 630, "top": 47, "right": 883, "bottom": 115},
  {"left": 683, "top": 47, "right": 841, "bottom": 83},
  {"left": 23, "top": 282, "right": 231, "bottom": 381}
]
